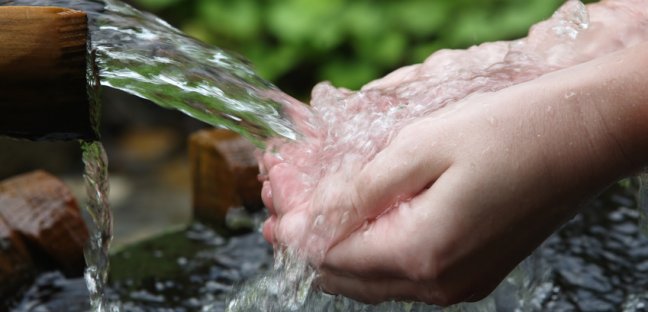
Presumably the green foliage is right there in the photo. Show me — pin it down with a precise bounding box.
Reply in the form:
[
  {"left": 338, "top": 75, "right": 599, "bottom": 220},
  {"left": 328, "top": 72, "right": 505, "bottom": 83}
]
[{"left": 131, "top": 0, "right": 570, "bottom": 96}]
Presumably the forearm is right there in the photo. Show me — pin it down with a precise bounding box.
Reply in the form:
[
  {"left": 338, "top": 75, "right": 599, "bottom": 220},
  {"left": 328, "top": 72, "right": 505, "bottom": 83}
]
[
  {"left": 519, "top": 41, "right": 648, "bottom": 188},
  {"left": 579, "top": 41, "right": 648, "bottom": 172}
]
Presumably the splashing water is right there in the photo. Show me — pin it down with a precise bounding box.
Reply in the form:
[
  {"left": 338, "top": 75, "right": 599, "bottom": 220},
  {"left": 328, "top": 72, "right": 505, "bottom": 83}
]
[{"left": 230, "top": 1, "right": 648, "bottom": 311}]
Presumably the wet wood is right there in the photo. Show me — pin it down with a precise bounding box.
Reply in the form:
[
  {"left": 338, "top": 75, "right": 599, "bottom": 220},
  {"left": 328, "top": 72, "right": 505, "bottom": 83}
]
[
  {"left": 0, "top": 6, "right": 95, "bottom": 140},
  {"left": 189, "top": 129, "right": 263, "bottom": 225},
  {"left": 0, "top": 216, "right": 34, "bottom": 300},
  {"left": 0, "top": 170, "right": 88, "bottom": 276}
]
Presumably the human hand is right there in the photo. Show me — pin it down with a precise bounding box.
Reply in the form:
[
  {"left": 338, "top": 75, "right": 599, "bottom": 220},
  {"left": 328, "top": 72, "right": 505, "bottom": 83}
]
[
  {"left": 261, "top": 44, "right": 648, "bottom": 305},
  {"left": 316, "top": 45, "right": 648, "bottom": 305}
]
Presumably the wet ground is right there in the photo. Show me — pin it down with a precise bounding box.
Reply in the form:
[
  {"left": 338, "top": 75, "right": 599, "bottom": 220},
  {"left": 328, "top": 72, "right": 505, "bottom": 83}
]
[
  {"left": 533, "top": 183, "right": 648, "bottom": 311},
  {"left": 6, "top": 181, "right": 648, "bottom": 312},
  {"left": 7, "top": 223, "right": 273, "bottom": 312}
]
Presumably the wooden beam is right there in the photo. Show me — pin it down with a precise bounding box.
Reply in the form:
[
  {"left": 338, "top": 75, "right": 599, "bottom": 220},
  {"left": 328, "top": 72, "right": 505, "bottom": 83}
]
[{"left": 0, "top": 6, "right": 96, "bottom": 141}]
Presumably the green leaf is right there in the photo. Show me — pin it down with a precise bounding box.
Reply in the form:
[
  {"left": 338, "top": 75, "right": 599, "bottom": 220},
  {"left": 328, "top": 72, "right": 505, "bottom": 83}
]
[
  {"left": 245, "top": 45, "right": 301, "bottom": 81},
  {"left": 181, "top": 21, "right": 214, "bottom": 44},
  {"left": 133, "top": 0, "right": 181, "bottom": 11},
  {"left": 392, "top": 0, "right": 449, "bottom": 37},
  {"left": 197, "top": 0, "right": 261, "bottom": 41},
  {"left": 319, "top": 59, "right": 380, "bottom": 90},
  {"left": 344, "top": 2, "right": 385, "bottom": 39},
  {"left": 267, "top": 0, "right": 345, "bottom": 46},
  {"left": 409, "top": 42, "right": 444, "bottom": 63},
  {"left": 354, "top": 32, "right": 407, "bottom": 67}
]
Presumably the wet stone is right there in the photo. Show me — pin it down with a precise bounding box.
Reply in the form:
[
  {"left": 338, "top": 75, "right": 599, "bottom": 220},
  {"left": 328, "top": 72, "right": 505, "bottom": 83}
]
[
  {"left": 0, "top": 170, "right": 88, "bottom": 276},
  {"left": 106, "top": 223, "right": 273, "bottom": 311},
  {"left": 573, "top": 292, "right": 615, "bottom": 312},
  {"left": 0, "top": 216, "right": 34, "bottom": 299}
]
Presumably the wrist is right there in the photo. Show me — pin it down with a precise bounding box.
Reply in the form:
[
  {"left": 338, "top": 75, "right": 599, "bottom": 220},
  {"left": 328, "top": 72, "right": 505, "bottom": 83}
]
[
  {"left": 510, "top": 42, "right": 648, "bottom": 192},
  {"left": 583, "top": 42, "right": 648, "bottom": 173}
]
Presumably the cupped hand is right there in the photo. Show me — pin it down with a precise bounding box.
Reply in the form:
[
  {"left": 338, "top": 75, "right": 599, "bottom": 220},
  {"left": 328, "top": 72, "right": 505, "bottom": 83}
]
[{"left": 261, "top": 44, "right": 648, "bottom": 305}]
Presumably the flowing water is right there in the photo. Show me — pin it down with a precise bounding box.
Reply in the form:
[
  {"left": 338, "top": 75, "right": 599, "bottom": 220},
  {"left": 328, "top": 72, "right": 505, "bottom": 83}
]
[
  {"left": 3, "top": 0, "right": 648, "bottom": 311},
  {"left": 3, "top": 0, "right": 307, "bottom": 310},
  {"left": 3, "top": 0, "right": 303, "bottom": 146},
  {"left": 81, "top": 141, "right": 119, "bottom": 312}
]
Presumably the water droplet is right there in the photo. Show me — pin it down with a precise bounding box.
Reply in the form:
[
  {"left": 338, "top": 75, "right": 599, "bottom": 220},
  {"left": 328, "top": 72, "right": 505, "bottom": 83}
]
[
  {"left": 340, "top": 211, "right": 350, "bottom": 225},
  {"left": 313, "top": 214, "right": 324, "bottom": 228},
  {"left": 565, "top": 91, "right": 577, "bottom": 99},
  {"left": 546, "top": 105, "right": 554, "bottom": 115}
]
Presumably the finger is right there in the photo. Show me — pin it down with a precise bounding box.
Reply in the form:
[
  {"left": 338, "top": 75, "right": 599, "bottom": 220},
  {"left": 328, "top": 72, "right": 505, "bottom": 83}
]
[
  {"left": 362, "top": 64, "right": 420, "bottom": 91},
  {"left": 317, "top": 270, "right": 443, "bottom": 305},
  {"left": 262, "top": 150, "right": 283, "bottom": 174},
  {"left": 324, "top": 168, "right": 507, "bottom": 305},
  {"left": 324, "top": 167, "right": 463, "bottom": 280},
  {"left": 268, "top": 163, "right": 308, "bottom": 216},
  {"left": 261, "top": 181, "right": 275, "bottom": 214},
  {"left": 262, "top": 216, "right": 276, "bottom": 243},
  {"left": 352, "top": 120, "right": 452, "bottom": 220},
  {"left": 274, "top": 210, "right": 330, "bottom": 263}
]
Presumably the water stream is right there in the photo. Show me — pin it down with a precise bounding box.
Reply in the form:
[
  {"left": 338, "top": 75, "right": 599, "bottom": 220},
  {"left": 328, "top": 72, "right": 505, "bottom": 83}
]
[
  {"left": 3, "top": 0, "right": 648, "bottom": 311},
  {"left": 4, "top": 0, "right": 303, "bottom": 146},
  {"left": 81, "top": 141, "right": 119, "bottom": 312}
]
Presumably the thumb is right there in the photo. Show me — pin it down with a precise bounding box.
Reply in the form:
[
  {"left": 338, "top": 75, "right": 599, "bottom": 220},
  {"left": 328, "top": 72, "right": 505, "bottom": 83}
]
[{"left": 351, "top": 123, "right": 451, "bottom": 221}]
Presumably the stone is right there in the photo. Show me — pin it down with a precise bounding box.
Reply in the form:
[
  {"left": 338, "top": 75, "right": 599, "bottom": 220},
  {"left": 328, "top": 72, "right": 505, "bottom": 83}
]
[
  {"left": 0, "top": 215, "right": 34, "bottom": 299},
  {"left": 0, "top": 170, "right": 88, "bottom": 276},
  {"left": 189, "top": 129, "right": 262, "bottom": 225}
]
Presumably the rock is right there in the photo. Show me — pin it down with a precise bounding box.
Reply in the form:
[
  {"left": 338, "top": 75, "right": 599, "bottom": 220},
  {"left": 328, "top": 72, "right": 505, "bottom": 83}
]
[
  {"left": 0, "top": 215, "right": 34, "bottom": 299},
  {"left": 0, "top": 170, "right": 88, "bottom": 276},
  {"left": 189, "top": 129, "right": 262, "bottom": 225}
]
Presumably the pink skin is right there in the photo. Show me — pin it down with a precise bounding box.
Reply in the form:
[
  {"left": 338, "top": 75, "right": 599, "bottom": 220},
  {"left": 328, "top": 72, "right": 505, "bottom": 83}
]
[{"left": 258, "top": 0, "right": 648, "bottom": 305}]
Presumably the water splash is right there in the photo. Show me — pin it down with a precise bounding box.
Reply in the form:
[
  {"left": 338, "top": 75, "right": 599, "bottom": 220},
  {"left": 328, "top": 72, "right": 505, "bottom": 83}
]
[
  {"left": 229, "top": 0, "right": 648, "bottom": 310},
  {"left": 224, "top": 249, "right": 316, "bottom": 312},
  {"left": 551, "top": 0, "right": 589, "bottom": 39}
]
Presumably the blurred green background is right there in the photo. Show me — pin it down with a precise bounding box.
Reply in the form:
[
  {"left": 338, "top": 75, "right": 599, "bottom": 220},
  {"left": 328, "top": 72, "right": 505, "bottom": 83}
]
[{"left": 129, "top": 0, "right": 594, "bottom": 97}]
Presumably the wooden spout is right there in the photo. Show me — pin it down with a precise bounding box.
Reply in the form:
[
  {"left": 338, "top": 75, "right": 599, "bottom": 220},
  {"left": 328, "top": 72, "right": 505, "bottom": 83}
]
[{"left": 0, "top": 6, "right": 96, "bottom": 141}]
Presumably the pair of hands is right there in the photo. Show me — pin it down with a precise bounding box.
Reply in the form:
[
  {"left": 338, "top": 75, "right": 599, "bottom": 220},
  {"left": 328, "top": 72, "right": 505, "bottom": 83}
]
[{"left": 259, "top": 41, "right": 648, "bottom": 305}]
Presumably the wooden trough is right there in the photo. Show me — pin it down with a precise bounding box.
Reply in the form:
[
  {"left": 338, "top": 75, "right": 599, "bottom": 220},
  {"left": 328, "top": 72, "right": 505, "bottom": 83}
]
[{"left": 0, "top": 6, "right": 95, "bottom": 141}]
